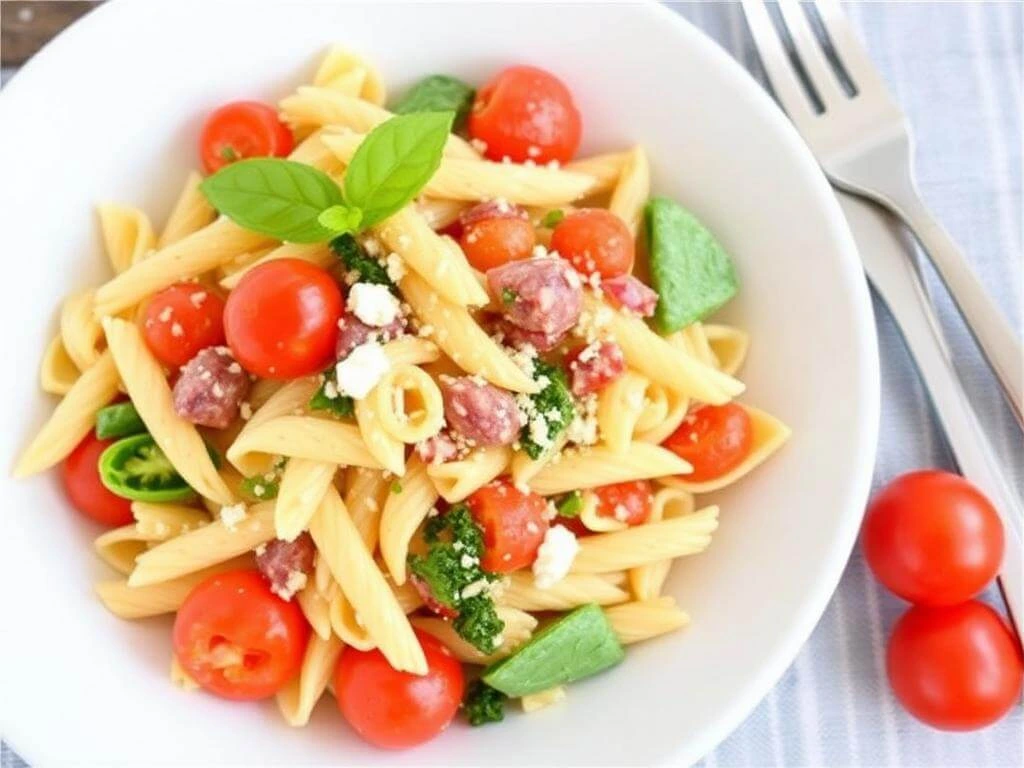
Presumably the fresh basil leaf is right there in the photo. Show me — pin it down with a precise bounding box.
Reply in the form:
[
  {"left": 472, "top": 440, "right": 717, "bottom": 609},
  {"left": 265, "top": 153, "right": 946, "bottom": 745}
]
[
  {"left": 201, "top": 158, "right": 345, "bottom": 243},
  {"left": 392, "top": 75, "right": 475, "bottom": 131},
  {"left": 343, "top": 111, "right": 455, "bottom": 228},
  {"left": 318, "top": 204, "right": 363, "bottom": 234}
]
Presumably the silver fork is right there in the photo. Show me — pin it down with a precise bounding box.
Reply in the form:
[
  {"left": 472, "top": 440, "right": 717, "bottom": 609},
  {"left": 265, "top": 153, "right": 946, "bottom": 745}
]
[
  {"left": 741, "top": 0, "right": 1023, "bottom": 429},
  {"left": 740, "top": 0, "right": 1023, "bottom": 636}
]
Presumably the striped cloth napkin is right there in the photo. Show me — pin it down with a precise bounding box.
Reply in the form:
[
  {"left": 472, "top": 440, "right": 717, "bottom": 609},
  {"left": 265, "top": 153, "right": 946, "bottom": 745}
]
[{"left": 2, "top": 2, "right": 1020, "bottom": 766}]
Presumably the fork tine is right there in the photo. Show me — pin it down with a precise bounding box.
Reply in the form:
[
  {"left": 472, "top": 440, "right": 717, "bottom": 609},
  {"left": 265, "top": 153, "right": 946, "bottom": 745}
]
[
  {"left": 740, "top": 0, "right": 817, "bottom": 121},
  {"left": 813, "top": 0, "right": 894, "bottom": 97},
  {"left": 777, "top": 0, "right": 847, "bottom": 106}
]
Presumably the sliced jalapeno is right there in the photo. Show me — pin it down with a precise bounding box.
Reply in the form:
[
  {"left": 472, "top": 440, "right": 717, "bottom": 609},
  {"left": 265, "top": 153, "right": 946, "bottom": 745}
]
[
  {"left": 98, "top": 433, "right": 195, "bottom": 502},
  {"left": 95, "top": 402, "right": 146, "bottom": 440}
]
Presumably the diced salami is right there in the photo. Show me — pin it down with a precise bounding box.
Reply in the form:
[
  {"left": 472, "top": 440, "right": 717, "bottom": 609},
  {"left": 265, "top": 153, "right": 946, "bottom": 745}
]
[
  {"left": 415, "top": 432, "right": 460, "bottom": 465},
  {"left": 441, "top": 376, "right": 522, "bottom": 446},
  {"left": 255, "top": 533, "right": 316, "bottom": 600},
  {"left": 459, "top": 199, "right": 530, "bottom": 228},
  {"left": 495, "top": 318, "right": 564, "bottom": 352},
  {"left": 486, "top": 257, "right": 582, "bottom": 340},
  {"left": 335, "top": 311, "right": 403, "bottom": 360},
  {"left": 172, "top": 346, "right": 250, "bottom": 428},
  {"left": 564, "top": 341, "right": 626, "bottom": 396},
  {"left": 600, "top": 274, "right": 658, "bottom": 317}
]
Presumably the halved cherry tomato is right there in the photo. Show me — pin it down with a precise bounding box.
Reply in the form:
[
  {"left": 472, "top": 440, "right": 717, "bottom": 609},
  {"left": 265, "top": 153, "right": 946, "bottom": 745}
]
[
  {"left": 172, "top": 569, "right": 309, "bottom": 700},
  {"left": 662, "top": 403, "right": 753, "bottom": 483},
  {"left": 142, "top": 283, "right": 226, "bottom": 368},
  {"left": 199, "top": 101, "right": 294, "bottom": 174},
  {"left": 550, "top": 209, "right": 634, "bottom": 278},
  {"left": 468, "top": 65, "right": 582, "bottom": 165},
  {"left": 887, "top": 601, "right": 1023, "bottom": 731},
  {"left": 467, "top": 479, "right": 549, "bottom": 572},
  {"left": 224, "top": 259, "right": 343, "bottom": 379},
  {"left": 459, "top": 201, "right": 536, "bottom": 271},
  {"left": 334, "top": 629, "right": 464, "bottom": 749},
  {"left": 863, "top": 470, "right": 1004, "bottom": 606},
  {"left": 62, "top": 432, "right": 134, "bottom": 526},
  {"left": 592, "top": 480, "right": 654, "bottom": 526}
]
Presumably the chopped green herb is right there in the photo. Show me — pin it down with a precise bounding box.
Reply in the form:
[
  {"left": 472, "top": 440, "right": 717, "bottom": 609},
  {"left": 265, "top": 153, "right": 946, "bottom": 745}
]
[
  {"left": 540, "top": 209, "right": 565, "bottom": 228},
  {"left": 239, "top": 457, "right": 287, "bottom": 501},
  {"left": 519, "top": 360, "right": 575, "bottom": 459},
  {"left": 330, "top": 233, "right": 394, "bottom": 289},
  {"left": 556, "top": 491, "right": 584, "bottom": 518},
  {"left": 308, "top": 375, "right": 355, "bottom": 418},
  {"left": 462, "top": 680, "right": 507, "bottom": 726},
  {"left": 500, "top": 287, "right": 518, "bottom": 305},
  {"left": 408, "top": 504, "right": 504, "bottom": 653},
  {"left": 390, "top": 481, "right": 403, "bottom": 494}
]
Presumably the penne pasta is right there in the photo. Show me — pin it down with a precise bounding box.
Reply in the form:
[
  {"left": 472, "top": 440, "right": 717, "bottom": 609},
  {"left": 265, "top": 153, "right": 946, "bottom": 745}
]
[
  {"left": 528, "top": 442, "right": 691, "bottom": 496},
  {"left": 500, "top": 571, "right": 631, "bottom": 611},
  {"left": 159, "top": 171, "right": 216, "bottom": 248},
  {"left": 275, "top": 458, "right": 336, "bottom": 542},
  {"left": 605, "top": 596, "right": 691, "bottom": 645},
  {"left": 379, "top": 457, "right": 438, "bottom": 584},
  {"left": 427, "top": 446, "right": 511, "bottom": 503}
]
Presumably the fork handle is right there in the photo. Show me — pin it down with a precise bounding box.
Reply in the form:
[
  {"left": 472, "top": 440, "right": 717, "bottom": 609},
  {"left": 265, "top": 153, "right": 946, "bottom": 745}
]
[{"left": 890, "top": 193, "right": 1023, "bottom": 428}]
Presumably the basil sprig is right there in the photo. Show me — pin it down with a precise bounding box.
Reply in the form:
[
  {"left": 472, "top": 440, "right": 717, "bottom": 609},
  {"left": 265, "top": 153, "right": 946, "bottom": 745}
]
[{"left": 200, "top": 111, "right": 455, "bottom": 243}]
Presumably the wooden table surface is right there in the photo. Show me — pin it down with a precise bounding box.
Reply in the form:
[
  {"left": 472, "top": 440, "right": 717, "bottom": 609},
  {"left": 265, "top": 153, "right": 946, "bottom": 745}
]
[{"left": 1, "top": 1, "right": 101, "bottom": 67}]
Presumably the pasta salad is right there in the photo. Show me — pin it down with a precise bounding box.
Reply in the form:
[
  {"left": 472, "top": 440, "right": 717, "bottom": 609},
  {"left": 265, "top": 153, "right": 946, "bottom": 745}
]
[{"left": 14, "top": 48, "right": 790, "bottom": 749}]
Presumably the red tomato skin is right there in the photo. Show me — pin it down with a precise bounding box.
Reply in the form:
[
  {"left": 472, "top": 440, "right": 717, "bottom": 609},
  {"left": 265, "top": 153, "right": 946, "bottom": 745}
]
[
  {"left": 549, "top": 209, "right": 634, "bottom": 278},
  {"left": 662, "top": 403, "right": 754, "bottom": 483},
  {"left": 62, "top": 433, "right": 134, "bottom": 526},
  {"left": 200, "top": 101, "right": 294, "bottom": 174},
  {"left": 173, "top": 570, "right": 309, "bottom": 701},
  {"left": 334, "top": 630, "right": 464, "bottom": 749},
  {"left": 468, "top": 65, "right": 582, "bottom": 164},
  {"left": 593, "top": 480, "right": 654, "bottom": 526},
  {"left": 467, "top": 480, "right": 549, "bottom": 572},
  {"left": 887, "top": 601, "right": 1023, "bottom": 731},
  {"left": 224, "top": 259, "right": 343, "bottom": 379},
  {"left": 863, "top": 471, "right": 1004, "bottom": 606},
  {"left": 458, "top": 202, "right": 536, "bottom": 272},
  {"left": 142, "top": 284, "right": 226, "bottom": 368}
]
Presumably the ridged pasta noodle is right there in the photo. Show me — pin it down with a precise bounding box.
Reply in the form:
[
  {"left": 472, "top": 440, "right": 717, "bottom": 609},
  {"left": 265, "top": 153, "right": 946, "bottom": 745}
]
[
  {"left": 379, "top": 457, "right": 438, "bottom": 584},
  {"left": 228, "top": 415, "right": 381, "bottom": 477},
  {"left": 102, "top": 317, "right": 234, "bottom": 505},
  {"left": 375, "top": 206, "right": 488, "bottom": 307},
  {"left": 128, "top": 503, "right": 275, "bottom": 587},
  {"left": 132, "top": 502, "right": 210, "bottom": 538},
  {"left": 659, "top": 405, "right": 790, "bottom": 494},
  {"left": 367, "top": 364, "right": 444, "bottom": 444},
  {"left": 521, "top": 686, "right": 566, "bottom": 713},
  {"left": 417, "top": 198, "right": 467, "bottom": 231},
  {"left": 276, "top": 633, "right": 344, "bottom": 727},
  {"left": 608, "top": 146, "right": 650, "bottom": 236},
  {"left": 578, "top": 490, "right": 627, "bottom": 533},
  {"left": 275, "top": 459, "right": 337, "bottom": 542},
  {"left": 14, "top": 349, "right": 119, "bottom": 477},
  {"left": 344, "top": 467, "right": 388, "bottom": 551},
  {"left": 39, "top": 335, "right": 80, "bottom": 395},
  {"left": 628, "top": 487, "right": 695, "bottom": 600},
  {"left": 401, "top": 270, "right": 538, "bottom": 394},
  {"left": 60, "top": 291, "right": 104, "bottom": 372},
  {"left": 671, "top": 323, "right": 718, "bottom": 368},
  {"left": 427, "top": 446, "right": 511, "bottom": 503},
  {"left": 633, "top": 382, "right": 689, "bottom": 445},
  {"left": 158, "top": 171, "right": 216, "bottom": 248},
  {"left": 604, "top": 597, "right": 691, "bottom": 645},
  {"left": 412, "top": 606, "right": 538, "bottom": 665},
  {"left": 219, "top": 242, "right": 333, "bottom": 290},
  {"left": 510, "top": 434, "right": 567, "bottom": 488},
  {"left": 596, "top": 371, "right": 648, "bottom": 453},
  {"left": 94, "top": 502, "right": 209, "bottom": 575},
  {"left": 97, "top": 203, "right": 155, "bottom": 274},
  {"left": 528, "top": 442, "right": 691, "bottom": 496},
  {"left": 313, "top": 45, "right": 386, "bottom": 105},
  {"left": 564, "top": 151, "right": 628, "bottom": 197},
  {"left": 703, "top": 323, "right": 750, "bottom": 376},
  {"left": 355, "top": 395, "right": 406, "bottom": 477},
  {"left": 329, "top": 586, "right": 376, "bottom": 650},
  {"left": 500, "top": 571, "right": 631, "bottom": 611},
  {"left": 308, "top": 486, "right": 426, "bottom": 674},
  {"left": 296, "top": 581, "right": 333, "bottom": 641},
  {"left": 571, "top": 506, "right": 719, "bottom": 573}
]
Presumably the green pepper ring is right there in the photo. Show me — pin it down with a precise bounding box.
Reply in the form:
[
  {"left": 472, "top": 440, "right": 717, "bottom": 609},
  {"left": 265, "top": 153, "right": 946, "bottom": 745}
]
[{"left": 98, "top": 433, "right": 196, "bottom": 503}]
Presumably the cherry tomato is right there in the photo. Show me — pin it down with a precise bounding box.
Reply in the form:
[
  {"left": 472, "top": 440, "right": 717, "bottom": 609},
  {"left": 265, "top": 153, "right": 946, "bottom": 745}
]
[
  {"left": 173, "top": 569, "right": 309, "bottom": 700},
  {"left": 224, "top": 259, "right": 343, "bottom": 379},
  {"left": 142, "top": 283, "right": 226, "bottom": 368},
  {"left": 662, "top": 403, "right": 753, "bottom": 483},
  {"left": 887, "top": 601, "right": 1023, "bottom": 730},
  {"left": 62, "top": 433, "right": 134, "bottom": 526},
  {"left": 467, "top": 479, "right": 549, "bottom": 572},
  {"left": 863, "top": 470, "right": 1004, "bottom": 606},
  {"left": 550, "top": 209, "right": 634, "bottom": 278},
  {"left": 334, "top": 629, "right": 464, "bottom": 749},
  {"left": 592, "top": 480, "right": 654, "bottom": 526},
  {"left": 199, "top": 101, "right": 294, "bottom": 174},
  {"left": 459, "top": 201, "right": 536, "bottom": 272},
  {"left": 468, "top": 65, "right": 582, "bottom": 165}
]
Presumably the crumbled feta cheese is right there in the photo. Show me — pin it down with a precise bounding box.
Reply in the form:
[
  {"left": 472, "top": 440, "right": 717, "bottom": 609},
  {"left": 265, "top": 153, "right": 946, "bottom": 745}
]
[
  {"left": 461, "top": 578, "right": 489, "bottom": 599},
  {"left": 335, "top": 342, "right": 390, "bottom": 399},
  {"left": 385, "top": 252, "right": 407, "bottom": 282},
  {"left": 219, "top": 503, "right": 247, "bottom": 531},
  {"left": 349, "top": 282, "right": 401, "bottom": 327},
  {"left": 271, "top": 570, "right": 308, "bottom": 601},
  {"left": 532, "top": 525, "right": 579, "bottom": 589},
  {"left": 170, "top": 322, "right": 184, "bottom": 338},
  {"left": 189, "top": 291, "right": 207, "bottom": 308},
  {"left": 158, "top": 306, "right": 173, "bottom": 323}
]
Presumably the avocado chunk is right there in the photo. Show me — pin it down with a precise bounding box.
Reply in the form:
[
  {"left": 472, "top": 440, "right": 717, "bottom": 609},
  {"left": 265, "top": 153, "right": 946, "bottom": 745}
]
[
  {"left": 481, "top": 604, "right": 625, "bottom": 697},
  {"left": 645, "top": 196, "right": 738, "bottom": 334}
]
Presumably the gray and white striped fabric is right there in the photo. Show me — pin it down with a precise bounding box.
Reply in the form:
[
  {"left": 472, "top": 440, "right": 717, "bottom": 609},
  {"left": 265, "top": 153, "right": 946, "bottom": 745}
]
[{"left": 2, "top": 2, "right": 1021, "bottom": 766}]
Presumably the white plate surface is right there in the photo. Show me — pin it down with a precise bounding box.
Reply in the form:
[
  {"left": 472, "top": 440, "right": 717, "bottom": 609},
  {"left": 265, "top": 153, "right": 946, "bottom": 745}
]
[{"left": 0, "top": 1, "right": 879, "bottom": 764}]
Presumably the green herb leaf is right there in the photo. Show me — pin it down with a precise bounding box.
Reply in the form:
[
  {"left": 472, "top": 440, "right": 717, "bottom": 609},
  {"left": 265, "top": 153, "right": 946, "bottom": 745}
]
[
  {"left": 390, "top": 481, "right": 404, "bottom": 494},
  {"left": 343, "top": 111, "right": 455, "bottom": 228},
  {"left": 308, "top": 377, "right": 355, "bottom": 418},
  {"left": 239, "top": 457, "right": 287, "bottom": 501},
  {"left": 330, "top": 234, "right": 395, "bottom": 289},
  {"left": 556, "top": 491, "right": 584, "bottom": 518},
  {"left": 540, "top": 209, "right": 565, "bottom": 228},
  {"left": 201, "top": 158, "right": 345, "bottom": 243},
  {"left": 317, "top": 204, "right": 363, "bottom": 234},
  {"left": 519, "top": 360, "right": 576, "bottom": 460},
  {"left": 462, "top": 680, "right": 507, "bottom": 726},
  {"left": 392, "top": 75, "right": 475, "bottom": 131}
]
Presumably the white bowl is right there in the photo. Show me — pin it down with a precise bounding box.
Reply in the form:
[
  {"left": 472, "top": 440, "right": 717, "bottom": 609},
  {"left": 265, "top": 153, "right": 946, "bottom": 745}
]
[{"left": 0, "top": 1, "right": 879, "bottom": 764}]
